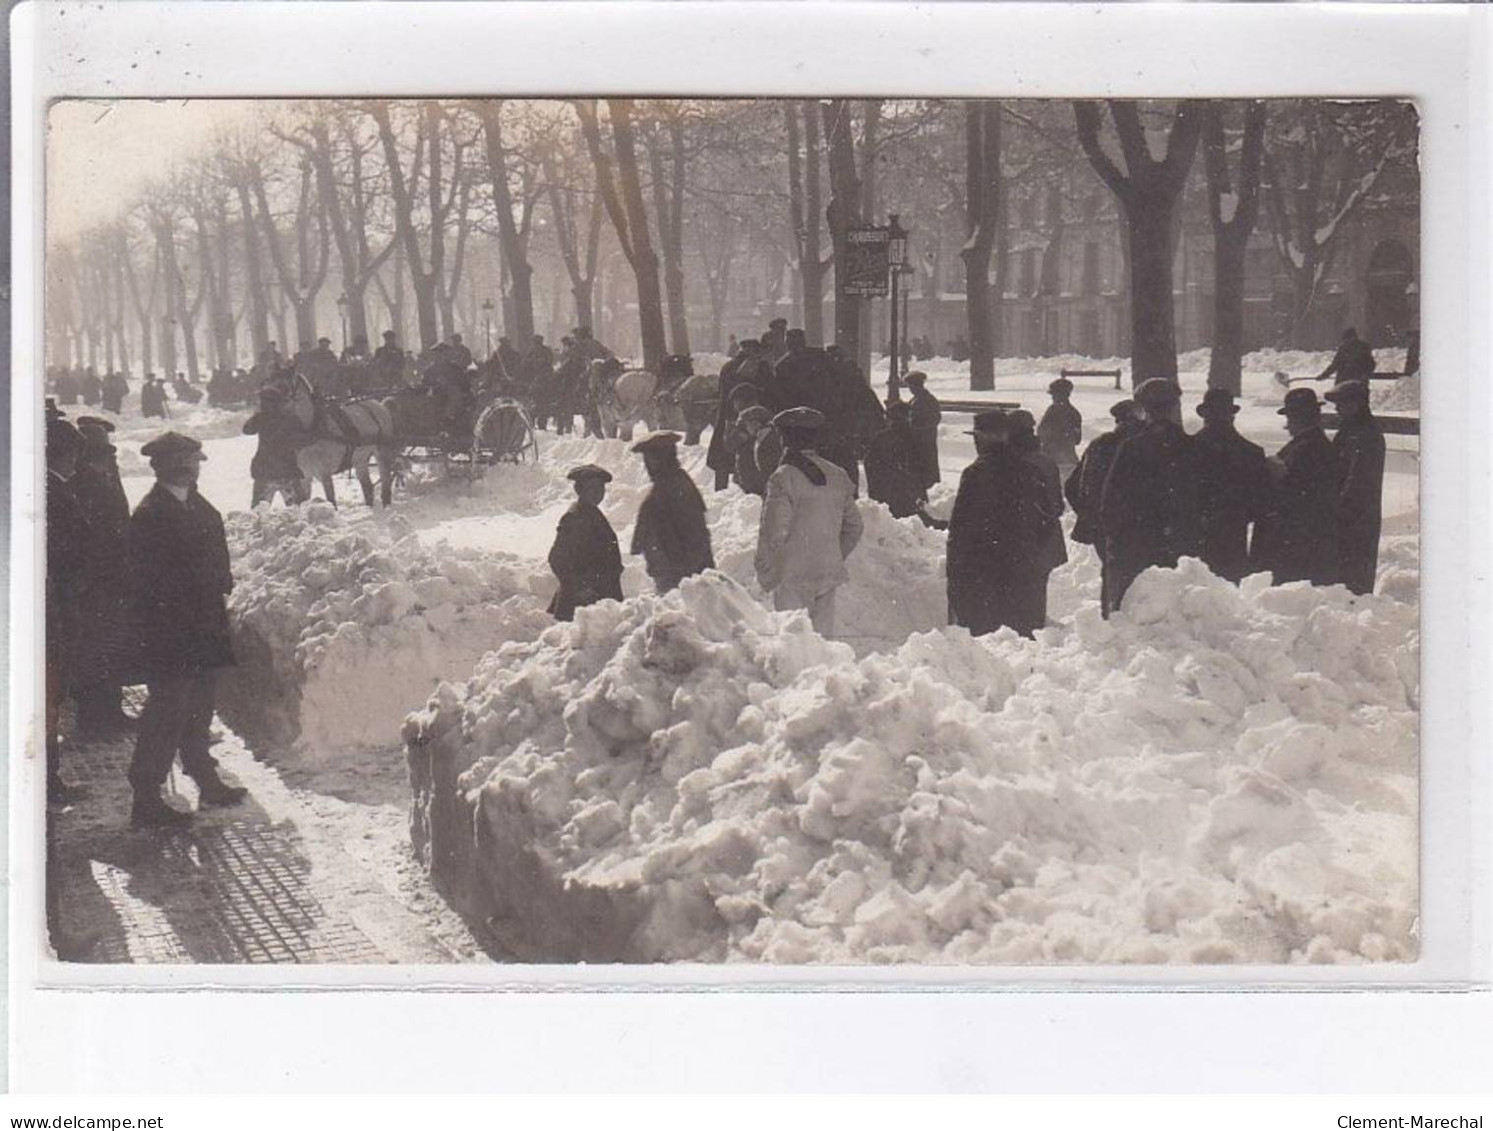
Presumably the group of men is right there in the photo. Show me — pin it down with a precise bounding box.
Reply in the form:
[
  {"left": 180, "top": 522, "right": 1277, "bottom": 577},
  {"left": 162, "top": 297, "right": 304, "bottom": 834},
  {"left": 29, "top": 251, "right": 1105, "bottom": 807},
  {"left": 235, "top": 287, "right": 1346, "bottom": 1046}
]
[
  {"left": 547, "top": 318, "right": 1390, "bottom": 643},
  {"left": 46, "top": 405, "right": 245, "bottom": 830},
  {"left": 48, "top": 366, "right": 191, "bottom": 418},
  {"left": 706, "top": 319, "right": 940, "bottom": 505},
  {"left": 1062, "top": 375, "right": 1386, "bottom": 621}
]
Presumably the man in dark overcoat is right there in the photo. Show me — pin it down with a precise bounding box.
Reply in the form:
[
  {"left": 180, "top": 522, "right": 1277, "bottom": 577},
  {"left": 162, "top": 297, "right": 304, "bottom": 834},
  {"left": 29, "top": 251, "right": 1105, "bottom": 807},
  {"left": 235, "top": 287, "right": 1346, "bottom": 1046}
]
[
  {"left": 1325, "top": 380, "right": 1386, "bottom": 595},
  {"left": 1190, "top": 389, "right": 1273, "bottom": 584},
  {"left": 1010, "top": 410, "right": 1067, "bottom": 631},
  {"left": 1065, "top": 400, "right": 1140, "bottom": 548},
  {"left": 46, "top": 413, "right": 88, "bottom": 803},
  {"left": 629, "top": 432, "right": 714, "bottom": 592},
  {"left": 80, "top": 368, "right": 103, "bottom": 406},
  {"left": 1098, "top": 379, "right": 1202, "bottom": 617},
  {"left": 71, "top": 417, "right": 137, "bottom": 736},
  {"left": 905, "top": 371, "right": 943, "bottom": 490},
  {"left": 242, "top": 386, "right": 309, "bottom": 507},
  {"left": 946, "top": 411, "right": 1049, "bottom": 638},
  {"left": 863, "top": 402, "right": 926, "bottom": 520},
  {"left": 764, "top": 330, "right": 823, "bottom": 416},
  {"left": 706, "top": 339, "right": 761, "bottom": 490},
  {"left": 547, "top": 465, "right": 625, "bottom": 621},
  {"left": 371, "top": 330, "right": 407, "bottom": 388},
  {"left": 101, "top": 371, "right": 130, "bottom": 414},
  {"left": 816, "top": 345, "right": 885, "bottom": 489},
  {"left": 1316, "top": 327, "right": 1376, "bottom": 386},
  {"left": 126, "top": 431, "right": 247, "bottom": 828},
  {"left": 1251, "top": 387, "right": 1341, "bottom": 587},
  {"left": 56, "top": 368, "right": 81, "bottom": 405}
]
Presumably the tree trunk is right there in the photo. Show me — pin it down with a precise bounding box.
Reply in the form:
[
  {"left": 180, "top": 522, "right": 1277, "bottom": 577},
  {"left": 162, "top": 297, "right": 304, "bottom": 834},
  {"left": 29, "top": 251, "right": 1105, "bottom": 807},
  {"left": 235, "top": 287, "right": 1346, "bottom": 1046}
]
[
  {"left": 1074, "top": 100, "right": 1203, "bottom": 386},
  {"left": 822, "top": 99, "right": 862, "bottom": 362},
  {"left": 1126, "top": 199, "right": 1181, "bottom": 383},
  {"left": 234, "top": 181, "right": 271, "bottom": 359},
  {"left": 477, "top": 101, "right": 536, "bottom": 346},
  {"left": 855, "top": 100, "right": 881, "bottom": 380},
  {"left": 614, "top": 109, "right": 667, "bottom": 371},
  {"left": 1204, "top": 101, "right": 1265, "bottom": 394},
  {"left": 963, "top": 101, "right": 1001, "bottom": 391}
]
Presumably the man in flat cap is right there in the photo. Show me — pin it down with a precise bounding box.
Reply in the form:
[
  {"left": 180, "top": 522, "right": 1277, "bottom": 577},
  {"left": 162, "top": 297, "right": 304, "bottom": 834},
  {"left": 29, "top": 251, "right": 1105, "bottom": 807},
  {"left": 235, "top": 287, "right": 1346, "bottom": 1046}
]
[
  {"left": 127, "top": 431, "right": 246, "bottom": 828},
  {"left": 946, "top": 410, "right": 1050, "bottom": 638},
  {"left": 1065, "top": 400, "right": 1141, "bottom": 550},
  {"left": 1325, "top": 379, "right": 1385, "bottom": 594},
  {"left": 1251, "top": 388, "right": 1340, "bottom": 587},
  {"left": 1190, "top": 389, "right": 1273, "bottom": 584},
  {"left": 1098, "top": 379, "right": 1202, "bottom": 616},
  {"left": 754, "top": 407, "right": 863, "bottom": 636},
  {"left": 1038, "top": 377, "right": 1083, "bottom": 480},
  {"left": 547, "top": 465, "right": 625, "bottom": 622},
  {"left": 71, "top": 417, "right": 136, "bottom": 736},
  {"left": 629, "top": 432, "right": 714, "bottom": 592},
  {"left": 708, "top": 340, "right": 766, "bottom": 490},
  {"left": 904, "top": 371, "right": 943, "bottom": 491}
]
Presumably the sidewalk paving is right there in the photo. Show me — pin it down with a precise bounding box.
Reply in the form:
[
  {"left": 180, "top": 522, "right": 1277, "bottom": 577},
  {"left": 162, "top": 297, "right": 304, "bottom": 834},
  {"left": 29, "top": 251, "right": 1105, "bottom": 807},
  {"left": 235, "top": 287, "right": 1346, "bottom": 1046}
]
[{"left": 49, "top": 719, "right": 485, "bottom": 965}]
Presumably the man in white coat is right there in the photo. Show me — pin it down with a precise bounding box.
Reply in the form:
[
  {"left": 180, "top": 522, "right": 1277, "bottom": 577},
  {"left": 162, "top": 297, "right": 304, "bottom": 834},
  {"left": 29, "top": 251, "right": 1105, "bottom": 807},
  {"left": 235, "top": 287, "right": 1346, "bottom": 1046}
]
[{"left": 754, "top": 406, "right": 864, "bottom": 636}]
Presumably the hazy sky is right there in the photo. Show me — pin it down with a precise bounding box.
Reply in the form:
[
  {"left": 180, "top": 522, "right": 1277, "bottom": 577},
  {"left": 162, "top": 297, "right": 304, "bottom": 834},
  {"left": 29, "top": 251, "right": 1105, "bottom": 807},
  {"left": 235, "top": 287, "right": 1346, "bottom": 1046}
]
[{"left": 47, "top": 98, "right": 264, "bottom": 239}]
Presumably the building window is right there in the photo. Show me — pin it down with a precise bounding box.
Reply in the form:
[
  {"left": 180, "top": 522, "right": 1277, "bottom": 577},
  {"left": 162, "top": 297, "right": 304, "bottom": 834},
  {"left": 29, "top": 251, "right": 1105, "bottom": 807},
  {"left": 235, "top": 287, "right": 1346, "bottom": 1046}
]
[{"left": 1083, "top": 242, "right": 1100, "bottom": 296}]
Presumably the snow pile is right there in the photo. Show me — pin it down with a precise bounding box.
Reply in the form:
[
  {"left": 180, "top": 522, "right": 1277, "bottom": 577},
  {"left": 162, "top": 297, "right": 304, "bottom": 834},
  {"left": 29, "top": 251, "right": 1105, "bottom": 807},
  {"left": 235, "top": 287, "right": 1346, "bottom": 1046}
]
[
  {"left": 407, "top": 558, "right": 1418, "bottom": 965},
  {"left": 1373, "top": 370, "right": 1420, "bottom": 414},
  {"left": 218, "top": 503, "right": 553, "bottom": 753}
]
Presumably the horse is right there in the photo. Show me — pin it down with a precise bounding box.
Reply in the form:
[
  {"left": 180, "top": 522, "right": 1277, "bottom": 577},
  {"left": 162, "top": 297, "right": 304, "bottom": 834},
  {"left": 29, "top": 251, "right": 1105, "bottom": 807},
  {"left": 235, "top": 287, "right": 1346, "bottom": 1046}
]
[
  {"left": 278, "top": 371, "right": 399, "bottom": 508},
  {"left": 591, "top": 358, "right": 664, "bottom": 442},
  {"left": 662, "top": 371, "right": 720, "bottom": 445}
]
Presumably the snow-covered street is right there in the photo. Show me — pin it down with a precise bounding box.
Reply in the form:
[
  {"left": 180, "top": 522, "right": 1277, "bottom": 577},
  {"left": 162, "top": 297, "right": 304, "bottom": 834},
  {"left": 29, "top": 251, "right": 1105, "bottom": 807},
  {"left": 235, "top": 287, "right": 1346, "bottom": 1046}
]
[{"left": 55, "top": 348, "right": 1419, "bottom": 966}]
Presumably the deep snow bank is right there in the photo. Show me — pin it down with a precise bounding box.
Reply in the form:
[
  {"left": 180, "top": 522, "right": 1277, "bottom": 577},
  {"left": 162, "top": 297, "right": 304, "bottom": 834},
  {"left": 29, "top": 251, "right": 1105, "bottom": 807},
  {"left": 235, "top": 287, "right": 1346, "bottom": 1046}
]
[
  {"left": 406, "top": 556, "right": 1418, "bottom": 965},
  {"left": 218, "top": 503, "right": 552, "bottom": 753}
]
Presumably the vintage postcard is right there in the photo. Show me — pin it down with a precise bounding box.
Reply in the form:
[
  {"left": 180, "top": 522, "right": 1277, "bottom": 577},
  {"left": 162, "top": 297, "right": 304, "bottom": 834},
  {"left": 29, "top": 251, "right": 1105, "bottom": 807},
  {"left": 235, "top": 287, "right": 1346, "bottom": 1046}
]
[{"left": 35, "top": 92, "right": 1423, "bottom": 969}]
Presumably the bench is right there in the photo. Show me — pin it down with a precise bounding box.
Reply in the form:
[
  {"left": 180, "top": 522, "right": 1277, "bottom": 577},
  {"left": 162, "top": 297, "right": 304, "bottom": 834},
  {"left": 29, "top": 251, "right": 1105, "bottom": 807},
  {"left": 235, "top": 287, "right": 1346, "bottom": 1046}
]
[
  {"left": 938, "top": 399, "right": 1023, "bottom": 415},
  {"left": 1322, "top": 413, "right": 1420, "bottom": 436},
  {"left": 1062, "top": 366, "right": 1124, "bottom": 391}
]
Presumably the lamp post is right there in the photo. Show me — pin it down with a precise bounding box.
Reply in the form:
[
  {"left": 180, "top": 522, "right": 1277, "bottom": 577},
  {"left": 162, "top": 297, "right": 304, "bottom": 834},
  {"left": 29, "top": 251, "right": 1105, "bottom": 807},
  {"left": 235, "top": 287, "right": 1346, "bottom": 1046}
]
[
  {"left": 887, "top": 213, "right": 908, "bottom": 401},
  {"left": 482, "top": 297, "right": 495, "bottom": 357},
  {"left": 337, "top": 293, "right": 348, "bottom": 352}
]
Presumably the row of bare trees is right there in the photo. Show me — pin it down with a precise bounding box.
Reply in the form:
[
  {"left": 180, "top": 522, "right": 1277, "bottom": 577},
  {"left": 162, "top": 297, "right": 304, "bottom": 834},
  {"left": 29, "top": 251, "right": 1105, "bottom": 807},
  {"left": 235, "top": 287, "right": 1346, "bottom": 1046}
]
[{"left": 50, "top": 97, "right": 1416, "bottom": 394}]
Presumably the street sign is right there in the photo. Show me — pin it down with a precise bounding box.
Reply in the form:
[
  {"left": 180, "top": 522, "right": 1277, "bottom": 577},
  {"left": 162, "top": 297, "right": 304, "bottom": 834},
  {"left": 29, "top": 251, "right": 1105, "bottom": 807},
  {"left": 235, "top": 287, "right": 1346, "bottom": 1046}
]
[{"left": 843, "top": 226, "right": 890, "bottom": 297}]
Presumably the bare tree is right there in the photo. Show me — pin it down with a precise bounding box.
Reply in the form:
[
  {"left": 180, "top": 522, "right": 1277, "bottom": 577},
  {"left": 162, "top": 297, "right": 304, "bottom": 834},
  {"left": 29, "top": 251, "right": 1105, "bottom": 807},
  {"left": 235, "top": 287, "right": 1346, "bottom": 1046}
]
[
  {"left": 786, "top": 101, "right": 832, "bottom": 346},
  {"left": 1202, "top": 101, "right": 1266, "bottom": 394},
  {"left": 1262, "top": 99, "right": 1416, "bottom": 345},
  {"left": 962, "top": 100, "right": 1003, "bottom": 391},
  {"left": 576, "top": 98, "right": 667, "bottom": 371},
  {"left": 474, "top": 100, "right": 538, "bottom": 347},
  {"left": 1074, "top": 99, "right": 1205, "bottom": 385},
  {"left": 368, "top": 99, "right": 444, "bottom": 349},
  {"left": 543, "top": 135, "right": 605, "bottom": 333},
  {"left": 644, "top": 105, "right": 692, "bottom": 355}
]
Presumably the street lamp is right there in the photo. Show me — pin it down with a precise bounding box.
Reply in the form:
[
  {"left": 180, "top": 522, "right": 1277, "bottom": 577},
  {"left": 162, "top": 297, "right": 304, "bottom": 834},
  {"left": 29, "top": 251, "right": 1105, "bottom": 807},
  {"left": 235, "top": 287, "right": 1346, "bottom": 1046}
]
[
  {"left": 887, "top": 214, "right": 909, "bottom": 401},
  {"left": 337, "top": 293, "right": 348, "bottom": 352},
  {"left": 482, "top": 297, "right": 495, "bottom": 357}
]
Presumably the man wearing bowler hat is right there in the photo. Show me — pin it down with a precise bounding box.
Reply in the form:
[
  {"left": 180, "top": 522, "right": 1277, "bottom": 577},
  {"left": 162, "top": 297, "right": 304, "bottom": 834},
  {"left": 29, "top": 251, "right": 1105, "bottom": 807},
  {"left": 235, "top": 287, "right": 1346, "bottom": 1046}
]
[
  {"left": 1252, "top": 387, "right": 1340, "bottom": 587},
  {"left": 629, "top": 432, "right": 714, "bottom": 592},
  {"left": 1324, "top": 379, "right": 1385, "bottom": 595},
  {"left": 1098, "top": 378, "right": 1202, "bottom": 616},
  {"left": 1190, "top": 389, "right": 1273, "bottom": 584},
  {"left": 547, "top": 464, "right": 625, "bottom": 621},
  {"left": 754, "top": 407, "right": 864, "bottom": 636},
  {"left": 127, "top": 431, "right": 247, "bottom": 828}
]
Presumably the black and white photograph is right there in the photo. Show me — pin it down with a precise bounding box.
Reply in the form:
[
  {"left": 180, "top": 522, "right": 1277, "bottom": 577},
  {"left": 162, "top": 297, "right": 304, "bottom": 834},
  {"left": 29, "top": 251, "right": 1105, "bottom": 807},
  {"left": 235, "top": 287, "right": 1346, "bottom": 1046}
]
[{"left": 36, "top": 91, "right": 1423, "bottom": 968}]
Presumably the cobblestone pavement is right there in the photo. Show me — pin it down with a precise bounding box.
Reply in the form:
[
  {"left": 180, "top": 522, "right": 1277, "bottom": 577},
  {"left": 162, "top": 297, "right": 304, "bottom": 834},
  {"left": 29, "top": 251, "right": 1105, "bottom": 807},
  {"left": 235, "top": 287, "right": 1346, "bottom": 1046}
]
[{"left": 48, "top": 716, "right": 484, "bottom": 965}]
